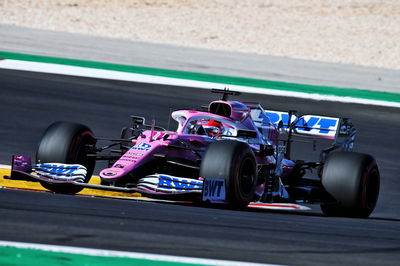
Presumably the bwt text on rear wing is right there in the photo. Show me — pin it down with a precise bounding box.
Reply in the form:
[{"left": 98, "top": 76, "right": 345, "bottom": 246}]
[
  {"left": 265, "top": 110, "right": 355, "bottom": 140},
  {"left": 264, "top": 110, "right": 356, "bottom": 153}
]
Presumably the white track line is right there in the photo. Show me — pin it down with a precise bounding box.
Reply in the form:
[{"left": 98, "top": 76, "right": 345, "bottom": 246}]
[
  {"left": 0, "top": 240, "right": 280, "bottom": 266},
  {"left": 0, "top": 59, "right": 399, "bottom": 108},
  {"left": 0, "top": 164, "right": 11, "bottom": 169}
]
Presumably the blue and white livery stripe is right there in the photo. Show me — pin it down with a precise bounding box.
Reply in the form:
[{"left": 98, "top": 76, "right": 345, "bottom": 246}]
[
  {"left": 138, "top": 174, "right": 203, "bottom": 193},
  {"left": 33, "top": 163, "right": 87, "bottom": 182}
]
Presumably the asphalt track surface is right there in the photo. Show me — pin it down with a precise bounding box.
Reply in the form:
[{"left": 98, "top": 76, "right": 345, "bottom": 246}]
[{"left": 0, "top": 69, "right": 399, "bottom": 265}]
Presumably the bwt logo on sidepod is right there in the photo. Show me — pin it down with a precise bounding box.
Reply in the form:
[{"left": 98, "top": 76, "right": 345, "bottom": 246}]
[{"left": 131, "top": 143, "right": 152, "bottom": 151}]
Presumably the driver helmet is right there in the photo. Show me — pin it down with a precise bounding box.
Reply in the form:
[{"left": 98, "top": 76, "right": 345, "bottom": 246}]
[{"left": 195, "top": 119, "right": 224, "bottom": 137}]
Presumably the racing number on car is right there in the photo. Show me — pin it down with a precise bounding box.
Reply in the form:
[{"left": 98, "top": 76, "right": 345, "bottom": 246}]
[{"left": 132, "top": 143, "right": 152, "bottom": 151}]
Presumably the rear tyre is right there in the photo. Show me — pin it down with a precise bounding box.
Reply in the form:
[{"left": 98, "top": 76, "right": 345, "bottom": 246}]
[
  {"left": 36, "top": 121, "right": 96, "bottom": 194},
  {"left": 320, "top": 151, "right": 380, "bottom": 218},
  {"left": 200, "top": 140, "right": 257, "bottom": 209}
]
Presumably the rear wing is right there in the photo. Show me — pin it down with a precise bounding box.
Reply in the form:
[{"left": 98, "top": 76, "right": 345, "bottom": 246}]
[
  {"left": 265, "top": 110, "right": 340, "bottom": 139},
  {"left": 246, "top": 103, "right": 356, "bottom": 152},
  {"left": 265, "top": 110, "right": 346, "bottom": 140},
  {"left": 265, "top": 110, "right": 357, "bottom": 153}
]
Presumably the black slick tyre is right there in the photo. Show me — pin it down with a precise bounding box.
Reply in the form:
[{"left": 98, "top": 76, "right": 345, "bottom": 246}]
[
  {"left": 36, "top": 121, "right": 96, "bottom": 194},
  {"left": 200, "top": 140, "right": 257, "bottom": 209},
  {"left": 320, "top": 151, "right": 380, "bottom": 218}
]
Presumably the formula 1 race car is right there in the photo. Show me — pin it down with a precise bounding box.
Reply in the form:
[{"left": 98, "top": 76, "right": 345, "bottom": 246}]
[{"left": 10, "top": 89, "right": 380, "bottom": 217}]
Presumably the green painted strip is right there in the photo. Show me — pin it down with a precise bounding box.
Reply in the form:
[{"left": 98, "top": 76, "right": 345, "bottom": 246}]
[
  {"left": 0, "top": 246, "right": 203, "bottom": 266},
  {"left": 1, "top": 51, "right": 399, "bottom": 103}
]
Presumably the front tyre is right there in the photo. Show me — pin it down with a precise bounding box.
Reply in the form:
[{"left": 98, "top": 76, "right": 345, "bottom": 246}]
[
  {"left": 36, "top": 121, "right": 96, "bottom": 194},
  {"left": 320, "top": 151, "right": 380, "bottom": 218},
  {"left": 200, "top": 140, "right": 257, "bottom": 209}
]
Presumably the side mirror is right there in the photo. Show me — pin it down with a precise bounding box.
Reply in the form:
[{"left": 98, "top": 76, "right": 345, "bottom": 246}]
[
  {"left": 131, "top": 116, "right": 145, "bottom": 127},
  {"left": 237, "top": 129, "right": 257, "bottom": 138}
]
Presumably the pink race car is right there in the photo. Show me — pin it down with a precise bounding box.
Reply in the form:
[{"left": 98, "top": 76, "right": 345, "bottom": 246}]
[{"left": 10, "top": 89, "right": 380, "bottom": 217}]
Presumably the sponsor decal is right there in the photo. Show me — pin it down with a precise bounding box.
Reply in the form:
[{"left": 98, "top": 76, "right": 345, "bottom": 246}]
[
  {"left": 122, "top": 155, "right": 141, "bottom": 160},
  {"left": 33, "top": 163, "right": 87, "bottom": 182},
  {"left": 158, "top": 175, "right": 203, "bottom": 191},
  {"left": 202, "top": 178, "right": 226, "bottom": 201},
  {"left": 36, "top": 163, "right": 83, "bottom": 175},
  {"left": 266, "top": 110, "right": 339, "bottom": 137},
  {"left": 12, "top": 155, "right": 32, "bottom": 172},
  {"left": 119, "top": 158, "right": 136, "bottom": 162},
  {"left": 131, "top": 143, "right": 152, "bottom": 152},
  {"left": 127, "top": 152, "right": 143, "bottom": 156}
]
